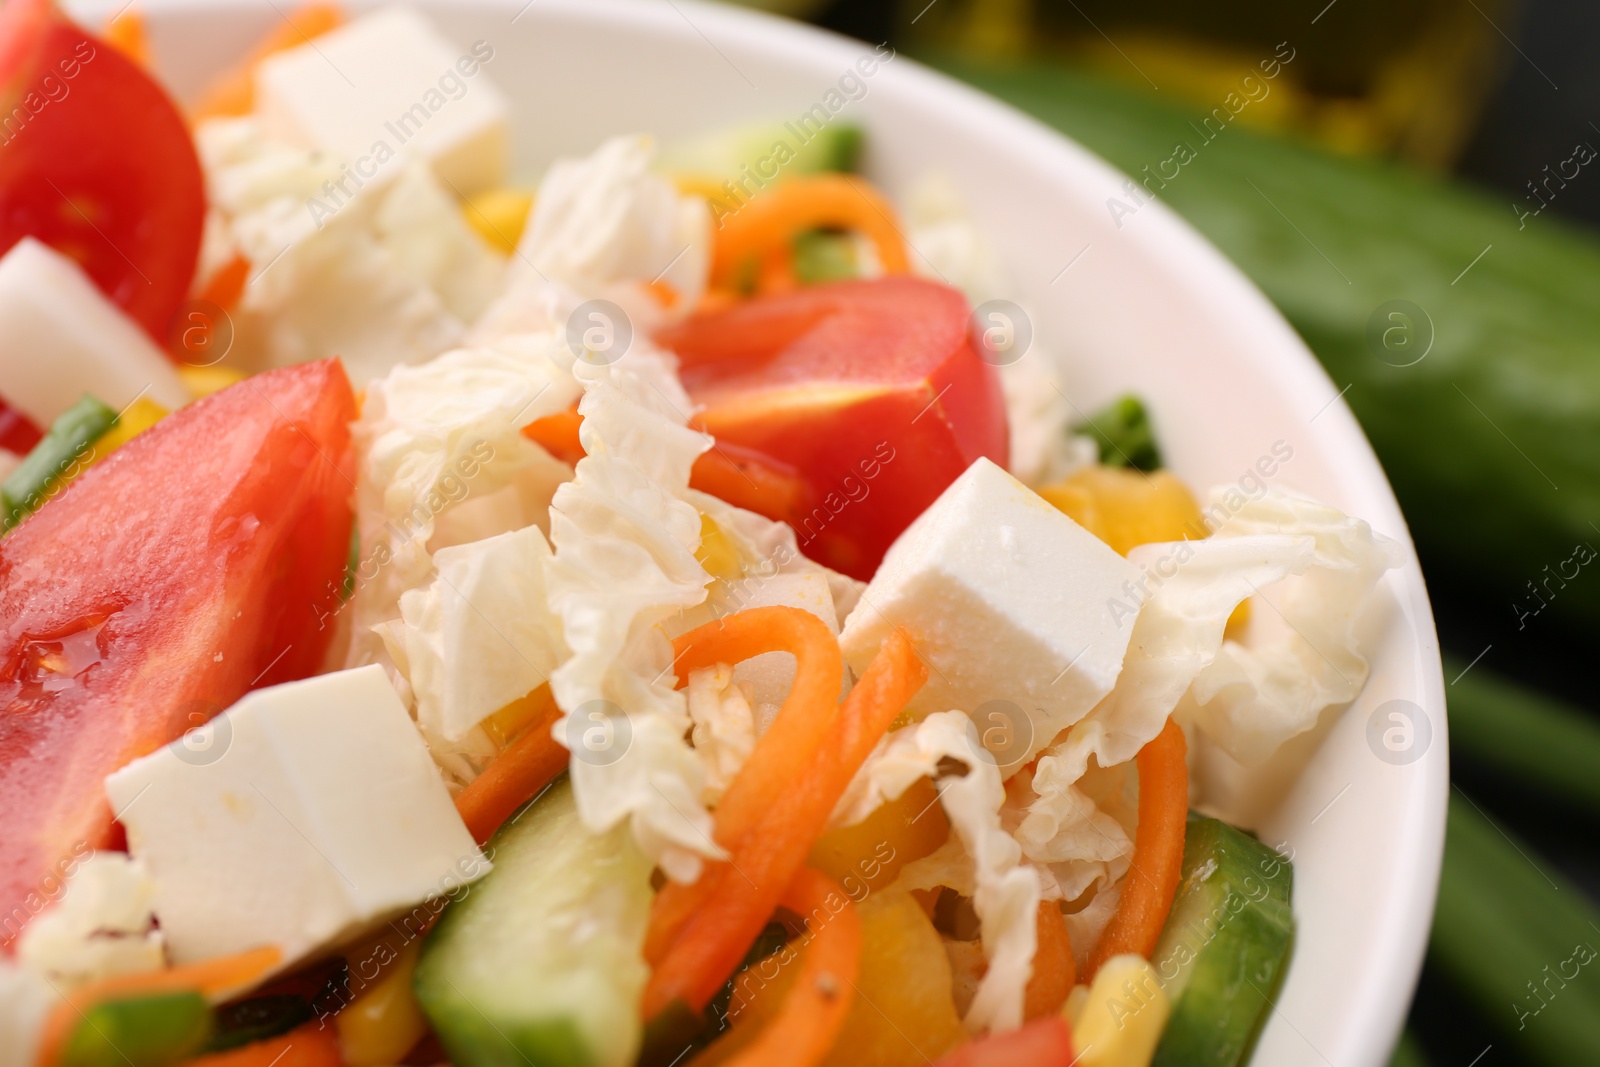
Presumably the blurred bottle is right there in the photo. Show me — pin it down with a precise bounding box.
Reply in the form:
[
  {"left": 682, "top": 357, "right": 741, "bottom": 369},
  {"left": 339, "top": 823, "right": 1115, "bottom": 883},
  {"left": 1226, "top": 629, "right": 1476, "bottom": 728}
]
[{"left": 791, "top": 0, "right": 1513, "bottom": 169}]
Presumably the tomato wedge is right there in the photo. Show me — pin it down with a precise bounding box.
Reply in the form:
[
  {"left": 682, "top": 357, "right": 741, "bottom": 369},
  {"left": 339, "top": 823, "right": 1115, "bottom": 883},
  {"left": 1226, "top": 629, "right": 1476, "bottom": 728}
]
[
  {"left": 0, "top": 361, "right": 356, "bottom": 945},
  {"left": 0, "top": 0, "right": 205, "bottom": 342},
  {"left": 660, "top": 278, "right": 1008, "bottom": 579}
]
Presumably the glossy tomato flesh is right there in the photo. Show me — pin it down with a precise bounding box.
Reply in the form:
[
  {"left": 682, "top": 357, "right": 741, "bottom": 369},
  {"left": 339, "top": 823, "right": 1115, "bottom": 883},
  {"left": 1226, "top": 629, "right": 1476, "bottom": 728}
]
[
  {"left": 0, "top": 0, "right": 205, "bottom": 342},
  {"left": 661, "top": 277, "right": 1008, "bottom": 579},
  {"left": 0, "top": 360, "right": 356, "bottom": 945}
]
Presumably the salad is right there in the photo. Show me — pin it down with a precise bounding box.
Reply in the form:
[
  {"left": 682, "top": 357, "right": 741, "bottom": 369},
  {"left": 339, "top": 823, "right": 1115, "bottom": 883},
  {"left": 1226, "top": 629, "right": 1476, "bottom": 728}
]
[{"left": 0, "top": 3, "right": 1402, "bottom": 1066}]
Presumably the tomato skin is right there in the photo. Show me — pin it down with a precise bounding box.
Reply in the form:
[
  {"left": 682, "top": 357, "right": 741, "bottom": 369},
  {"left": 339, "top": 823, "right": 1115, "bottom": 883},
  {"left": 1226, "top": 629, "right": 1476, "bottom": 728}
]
[
  {"left": 0, "top": 393, "right": 42, "bottom": 454},
  {"left": 931, "top": 1017, "right": 1076, "bottom": 1067},
  {"left": 0, "top": 360, "right": 356, "bottom": 945},
  {"left": 662, "top": 278, "right": 1008, "bottom": 579},
  {"left": 0, "top": 0, "right": 205, "bottom": 342}
]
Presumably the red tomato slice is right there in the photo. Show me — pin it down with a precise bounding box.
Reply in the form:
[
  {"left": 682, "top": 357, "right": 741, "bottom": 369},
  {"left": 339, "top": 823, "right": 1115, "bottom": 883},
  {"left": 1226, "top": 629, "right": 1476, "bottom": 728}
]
[
  {"left": 0, "top": 360, "right": 356, "bottom": 945},
  {"left": 931, "top": 1017, "right": 1077, "bottom": 1067},
  {"left": 0, "top": 0, "right": 205, "bottom": 342},
  {"left": 0, "top": 393, "right": 41, "bottom": 454},
  {"left": 661, "top": 277, "right": 1008, "bottom": 579}
]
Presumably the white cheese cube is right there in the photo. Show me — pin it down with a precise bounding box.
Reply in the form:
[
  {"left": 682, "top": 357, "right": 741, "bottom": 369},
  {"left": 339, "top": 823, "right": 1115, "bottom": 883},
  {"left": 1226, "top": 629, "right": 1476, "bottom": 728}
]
[
  {"left": 255, "top": 7, "right": 509, "bottom": 195},
  {"left": 0, "top": 239, "right": 188, "bottom": 426},
  {"left": 839, "top": 458, "right": 1139, "bottom": 764},
  {"left": 104, "top": 665, "right": 488, "bottom": 975}
]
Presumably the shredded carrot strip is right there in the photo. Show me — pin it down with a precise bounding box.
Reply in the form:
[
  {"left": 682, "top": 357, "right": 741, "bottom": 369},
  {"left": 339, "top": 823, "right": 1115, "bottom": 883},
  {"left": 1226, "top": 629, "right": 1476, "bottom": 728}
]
[
  {"left": 103, "top": 8, "right": 150, "bottom": 67},
  {"left": 718, "top": 868, "right": 861, "bottom": 1067},
  {"left": 453, "top": 687, "right": 566, "bottom": 846},
  {"left": 645, "top": 606, "right": 844, "bottom": 964},
  {"left": 174, "top": 1021, "right": 343, "bottom": 1067},
  {"left": 522, "top": 406, "right": 585, "bottom": 467},
  {"left": 35, "top": 947, "right": 280, "bottom": 1065},
  {"left": 189, "top": 2, "right": 345, "bottom": 122},
  {"left": 643, "top": 629, "right": 925, "bottom": 1017},
  {"left": 197, "top": 254, "right": 252, "bottom": 311},
  {"left": 709, "top": 175, "right": 909, "bottom": 294},
  {"left": 1023, "top": 900, "right": 1076, "bottom": 1020},
  {"left": 1083, "top": 718, "right": 1188, "bottom": 979}
]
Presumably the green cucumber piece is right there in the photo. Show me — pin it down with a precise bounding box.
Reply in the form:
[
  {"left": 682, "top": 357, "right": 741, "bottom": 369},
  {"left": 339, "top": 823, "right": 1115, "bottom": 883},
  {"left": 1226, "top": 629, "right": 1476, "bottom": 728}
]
[
  {"left": 660, "top": 120, "right": 862, "bottom": 184},
  {"left": 59, "top": 991, "right": 211, "bottom": 1067},
  {"left": 2, "top": 394, "right": 117, "bottom": 530},
  {"left": 414, "top": 778, "right": 653, "bottom": 1067},
  {"left": 792, "top": 230, "right": 859, "bottom": 285},
  {"left": 1150, "top": 814, "right": 1294, "bottom": 1067}
]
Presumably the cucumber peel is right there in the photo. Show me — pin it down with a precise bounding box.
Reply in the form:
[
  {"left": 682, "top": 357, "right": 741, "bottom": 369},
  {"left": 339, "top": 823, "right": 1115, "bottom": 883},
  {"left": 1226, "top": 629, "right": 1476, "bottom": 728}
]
[
  {"left": 1151, "top": 814, "right": 1294, "bottom": 1067},
  {"left": 414, "top": 778, "right": 653, "bottom": 1067}
]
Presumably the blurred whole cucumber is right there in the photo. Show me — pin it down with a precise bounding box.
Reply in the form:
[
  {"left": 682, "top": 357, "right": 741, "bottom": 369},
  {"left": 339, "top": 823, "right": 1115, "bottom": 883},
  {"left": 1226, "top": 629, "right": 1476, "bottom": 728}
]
[{"left": 934, "top": 55, "right": 1600, "bottom": 631}]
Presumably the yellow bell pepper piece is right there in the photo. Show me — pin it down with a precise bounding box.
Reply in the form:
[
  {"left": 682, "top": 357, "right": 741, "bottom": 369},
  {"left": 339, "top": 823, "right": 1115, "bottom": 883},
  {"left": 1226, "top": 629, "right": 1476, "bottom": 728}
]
[
  {"left": 1040, "top": 464, "right": 1251, "bottom": 631},
  {"left": 87, "top": 398, "right": 166, "bottom": 464},
  {"left": 1037, "top": 465, "right": 1204, "bottom": 557},
  {"left": 481, "top": 684, "right": 556, "bottom": 750},
  {"left": 696, "top": 513, "right": 744, "bottom": 582},
  {"left": 177, "top": 364, "right": 247, "bottom": 400},
  {"left": 336, "top": 939, "right": 429, "bottom": 1067},
  {"left": 463, "top": 188, "right": 535, "bottom": 253},
  {"left": 1069, "top": 954, "right": 1170, "bottom": 1067},
  {"left": 809, "top": 777, "right": 949, "bottom": 899}
]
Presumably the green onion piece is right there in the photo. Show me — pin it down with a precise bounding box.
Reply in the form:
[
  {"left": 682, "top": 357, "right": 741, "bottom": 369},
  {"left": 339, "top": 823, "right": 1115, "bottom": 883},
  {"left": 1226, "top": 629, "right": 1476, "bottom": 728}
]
[
  {"left": 60, "top": 991, "right": 211, "bottom": 1067},
  {"left": 2, "top": 394, "right": 118, "bottom": 531},
  {"left": 1078, "top": 394, "right": 1163, "bottom": 471}
]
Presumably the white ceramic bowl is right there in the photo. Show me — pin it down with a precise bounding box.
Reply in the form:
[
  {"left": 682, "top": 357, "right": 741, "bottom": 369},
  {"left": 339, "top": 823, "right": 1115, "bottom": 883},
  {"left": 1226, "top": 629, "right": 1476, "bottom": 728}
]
[{"left": 87, "top": 1, "right": 1449, "bottom": 1061}]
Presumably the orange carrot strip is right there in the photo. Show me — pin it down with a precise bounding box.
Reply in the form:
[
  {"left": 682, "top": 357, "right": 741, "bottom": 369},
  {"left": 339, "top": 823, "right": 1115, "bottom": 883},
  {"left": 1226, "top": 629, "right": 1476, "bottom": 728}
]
[
  {"left": 197, "top": 253, "right": 252, "bottom": 310},
  {"left": 523, "top": 405, "right": 585, "bottom": 467},
  {"left": 189, "top": 2, "right": 344, "bottom": 122},
  {"left": 644, "top": 607, "right": 844, "bottom": 964},
  {"left": 643, "top": 629, "right": 925, "bottom": 1016},
  {"left": 710, "top": 175, "right": 909, "bottom": 293},
  {"left": 103, "top": 8, "right": 150, "bottom": 67},
  {"left": 36, "top": 947, "right": 280, "bottom": 1066},
  {"left": 453, "top": 687, "right": 566, "bottom": 846},
  {"left": 1084, "top": 718, "right": 1188, "bottom": 979},
  {"left": 719, "top": 868, "right": 861, "bottom": 1067},
  {"left": 175, "top": 1021, "right": 342, "bottom": 1067},
  {"left": 1023, "top": 900, "right": 1075, "bottom": 1020}
]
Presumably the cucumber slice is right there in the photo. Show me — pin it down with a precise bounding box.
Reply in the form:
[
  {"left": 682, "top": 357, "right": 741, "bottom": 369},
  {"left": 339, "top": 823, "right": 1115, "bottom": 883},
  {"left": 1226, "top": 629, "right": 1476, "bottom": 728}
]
[
  {"left": 59, "top": 991, "right": 211, "bottom": 1067},
  {"left": 792, "top": 230, "right": 860, "bottom": 285},
  {"left": 2, "top": 394, "right": 117, "bottom": 530},
  {"left": 414, "top": 778, "right": 653, "bottom": 1067},
  {"left": 1150, "top": 814, "right": 1294, "bottom": 1067},
  {"left": 660, "top": 120, "right": 862, "bottom": 183}
]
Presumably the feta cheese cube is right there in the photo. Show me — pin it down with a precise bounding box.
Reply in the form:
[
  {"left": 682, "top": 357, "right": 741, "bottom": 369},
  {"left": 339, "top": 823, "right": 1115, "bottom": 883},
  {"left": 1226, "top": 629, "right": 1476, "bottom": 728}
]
[
  {"left": 104, "top": 665, "right": 488, "bottom": 974},
  {"left": 839, "top": 458, "right": 1139, "bottom": 764},
  {"left": 255, "top": 8, "right": 509, "bottom": 195},
  {"left": 0, "top": 239, "right": 189, "bottom": 426}
]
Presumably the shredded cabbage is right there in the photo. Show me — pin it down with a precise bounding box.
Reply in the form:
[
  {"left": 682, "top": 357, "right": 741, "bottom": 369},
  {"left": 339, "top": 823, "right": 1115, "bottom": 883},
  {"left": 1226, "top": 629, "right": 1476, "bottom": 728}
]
[
  {"left": 544, "top": 357, "right": 722, "bottom": 883},
  {"left": 474, "top": 134, "right": 709, "bottom": 342},
  {"left": 379, "top": 525, "right": 565, "bottom": 746},
  {"left": 685, "top": 665, "right": 758, "bottom": 804},
  {"left": 875, "top": 712, "right": 1041, "bottom": 1035},
  {"left": 1189, "top": 490, "right": 1404, "bottom": 763},
  {"left": 195, "top": 119, "right": 501, "bottom": 383}
]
